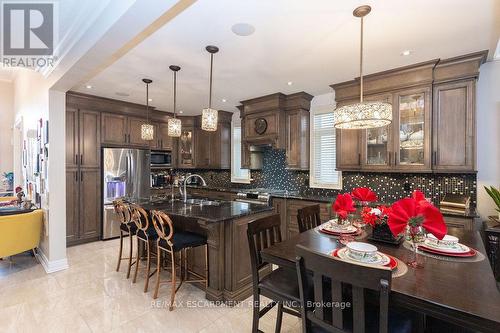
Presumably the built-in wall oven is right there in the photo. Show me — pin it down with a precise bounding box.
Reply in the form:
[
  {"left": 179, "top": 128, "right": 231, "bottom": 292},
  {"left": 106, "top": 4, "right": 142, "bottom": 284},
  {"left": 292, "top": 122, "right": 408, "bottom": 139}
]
[{"left": 151, "top": 150, "right": 172, "bottom": 169}]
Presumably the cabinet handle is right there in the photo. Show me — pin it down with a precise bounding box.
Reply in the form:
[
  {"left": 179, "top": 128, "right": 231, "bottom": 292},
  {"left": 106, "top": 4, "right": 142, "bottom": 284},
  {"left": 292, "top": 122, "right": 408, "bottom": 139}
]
[
  {"left": 80, "top": 154, "right": 83, "bottom": 165},
  {"left": 75, "top": 171, "right": 78, "bottom": 182},
  {"left": 80, "top": 171, "right": 83, "bottom": 182},
  {"left": 433, "top": 151, "right": 437, "bottom": 165},
  {"left": 75, "top": 154, "right": 78, "bottom": 165},
  {"left": 395, "top": 152, "right": 398, "bottom": 166},
  {"left": 125, "top": 133, "right": 127, "bottom": 143},
  {"left": 358, "top": 153, "right": 361, "bottom": 165}
]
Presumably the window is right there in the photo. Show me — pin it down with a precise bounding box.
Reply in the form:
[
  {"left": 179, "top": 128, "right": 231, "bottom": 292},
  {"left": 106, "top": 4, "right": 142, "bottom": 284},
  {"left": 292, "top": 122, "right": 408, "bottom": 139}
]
[
  {"left": 231, "top": 120, "right": 251, "bottom": 184},
  {"left": 310, "top": 102, "right": 342, "bottom": 189}
]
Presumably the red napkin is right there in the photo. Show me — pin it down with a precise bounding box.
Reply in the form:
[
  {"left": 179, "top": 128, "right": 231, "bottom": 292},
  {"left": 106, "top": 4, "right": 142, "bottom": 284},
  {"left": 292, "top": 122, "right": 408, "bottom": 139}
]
[
  {"left": 388, "top": 197, "right": 447, "bottom": 239},
  {"left": 361, "top": 206, "right": 377, "bottom": 227},
  {"left": 352, "top": 187, "right": 378, "bottom": 202},
  {"left": 333, "top": 193, "right": 356, "bottom": 220}
]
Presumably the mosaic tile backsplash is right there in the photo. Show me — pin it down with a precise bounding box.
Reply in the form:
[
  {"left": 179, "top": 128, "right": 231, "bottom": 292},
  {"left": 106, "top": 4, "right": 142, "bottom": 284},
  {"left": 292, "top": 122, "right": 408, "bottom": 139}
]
[{"left": 177, "top": 148, "right": 477, "bottom": 206}]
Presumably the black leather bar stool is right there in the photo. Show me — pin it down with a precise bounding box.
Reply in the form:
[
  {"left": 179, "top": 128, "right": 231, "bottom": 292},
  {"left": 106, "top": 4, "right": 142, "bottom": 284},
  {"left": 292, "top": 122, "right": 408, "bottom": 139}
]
[
  {"left": 113, "top": 200, "right": 136, "bottom": 278},
  {"left": 131, "top": 204, "right": 158, "bottom": 293},
  {"left": 151, "top": 210, "right": 208, "bottom": 311}
]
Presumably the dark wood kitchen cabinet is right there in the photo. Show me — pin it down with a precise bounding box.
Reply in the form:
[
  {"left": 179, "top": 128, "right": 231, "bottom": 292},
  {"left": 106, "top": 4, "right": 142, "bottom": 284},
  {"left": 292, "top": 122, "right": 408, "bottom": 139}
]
[
  {"left": 285, "top": 109, "right": 309, "bottom": 170},
  {"left": 332, "top": 51, "right": 486, "bottom": 173},
  {"left": 66, "top": 107, "right": 101, "bottom": 246},
  {"left": 432, "top": 80, "right": 475, "bottom": 172},
  {"left": 101, "top": 113, "right": 127, "bottom": 145},
  {"left": 156, "top": 123, "right": 174, "bottom": 151},
  {"left": 101, "top": 113, "right": 153, "bottom": 148},
  {"left": 195, "top": 128, "right": 211, "bottom": 168}
]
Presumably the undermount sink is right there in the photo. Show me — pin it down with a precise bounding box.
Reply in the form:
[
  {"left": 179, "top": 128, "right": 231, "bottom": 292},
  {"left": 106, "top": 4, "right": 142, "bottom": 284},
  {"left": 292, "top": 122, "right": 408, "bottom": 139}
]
[{"left": 184, "top": 198, "right": 220, "bottom": 206}]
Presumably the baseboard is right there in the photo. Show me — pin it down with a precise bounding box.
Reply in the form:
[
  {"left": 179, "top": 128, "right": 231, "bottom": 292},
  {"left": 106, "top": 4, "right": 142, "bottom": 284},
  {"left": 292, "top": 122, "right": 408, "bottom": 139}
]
[{"left": 35, "top": 249, "right": 69, "bottom": 273}]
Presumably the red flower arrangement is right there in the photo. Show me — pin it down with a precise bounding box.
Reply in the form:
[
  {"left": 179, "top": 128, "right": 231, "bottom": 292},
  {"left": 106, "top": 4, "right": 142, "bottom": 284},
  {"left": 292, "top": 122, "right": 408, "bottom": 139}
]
[
  {"left": 387, "top": 190, "right": 447, "bottom": 240},
  {"left": 333, "top": 193, "right": 356, "bottom": 220},
  {"left": 361, "top": 205, "right": 392, "bottom": 227},
  {"left": 351, "top": 187, "right": 378, "bottom": 203}
]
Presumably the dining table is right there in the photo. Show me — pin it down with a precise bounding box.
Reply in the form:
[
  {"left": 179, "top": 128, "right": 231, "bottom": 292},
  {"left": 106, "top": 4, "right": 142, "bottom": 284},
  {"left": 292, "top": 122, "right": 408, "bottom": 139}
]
[{"left": 260, "top": 226, "right": 500, "bottom": 333}]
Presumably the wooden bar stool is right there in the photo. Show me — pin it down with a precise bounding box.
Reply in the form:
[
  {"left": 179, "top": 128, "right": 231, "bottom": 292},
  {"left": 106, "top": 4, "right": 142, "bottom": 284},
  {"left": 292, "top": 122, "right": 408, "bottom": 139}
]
[
  {"left": 131, "top": 204, "right": 159, "bottom": 293},
  {"left": 113, "top": 200, "right": 137, "bottom": 278},
  {"left": 297, "top": 204, "right": 322, "bottom": 233},
  {"left": 151, "top": 210, "right": 208, "bottom": 311}
]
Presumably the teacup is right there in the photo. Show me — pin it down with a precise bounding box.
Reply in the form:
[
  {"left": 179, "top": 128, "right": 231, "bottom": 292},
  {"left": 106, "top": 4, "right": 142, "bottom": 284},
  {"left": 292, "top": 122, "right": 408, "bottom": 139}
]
[
  {"left": 426, "top": 234, "right": 459, "bottom": 249},
  {"left": 346, "top": 242, "right": 378, "bottom": 261}
]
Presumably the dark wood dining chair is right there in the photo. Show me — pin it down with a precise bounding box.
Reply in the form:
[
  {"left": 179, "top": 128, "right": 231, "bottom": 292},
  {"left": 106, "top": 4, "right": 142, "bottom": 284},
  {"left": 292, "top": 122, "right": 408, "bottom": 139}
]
[
  {"left": 297, "top": 204, "right": 322, "bottom": 233},
  {"left": 295, "top": 244, "right": 412, "bottom": 333},
  {"left": 247, "top": 213, "right": 301, "bottom": 333},
  {"left": 113, "top": 200, "right": 137, "bottom": 279},
  {"left": 150, "top": 210, "right": 208, "bottom": 311},
  {"left": 131, "top": 204, "right": 158, "bottom": 293}
]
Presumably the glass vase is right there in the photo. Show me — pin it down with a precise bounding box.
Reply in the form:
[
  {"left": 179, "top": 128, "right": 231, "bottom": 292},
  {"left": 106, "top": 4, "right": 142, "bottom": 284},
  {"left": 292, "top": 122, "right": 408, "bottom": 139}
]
[{"left": 406, "top": 225, "right": 425, "bottom": 268}]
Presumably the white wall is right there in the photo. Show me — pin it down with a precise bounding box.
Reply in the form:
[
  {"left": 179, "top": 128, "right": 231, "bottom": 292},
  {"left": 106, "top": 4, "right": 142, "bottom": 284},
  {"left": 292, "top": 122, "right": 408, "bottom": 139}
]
[
  {"left": 0, "top": 80, "right": 14, "bottom": 190},
  {"left": 476, "top": 60, "right": 500, "bottom": 219}
]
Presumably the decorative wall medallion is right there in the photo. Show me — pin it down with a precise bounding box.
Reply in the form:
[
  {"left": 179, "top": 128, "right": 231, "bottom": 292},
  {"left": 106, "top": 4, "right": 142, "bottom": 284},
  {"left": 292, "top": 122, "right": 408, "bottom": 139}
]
[{"left": 254, "top": 118, "right": 267, "bottom": 135}]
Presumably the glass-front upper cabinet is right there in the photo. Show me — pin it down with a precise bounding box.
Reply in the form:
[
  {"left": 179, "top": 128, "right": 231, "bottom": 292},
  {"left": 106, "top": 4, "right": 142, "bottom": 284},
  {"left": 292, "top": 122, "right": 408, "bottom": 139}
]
[
  {"left": 361, "top": 93, "right": 393, "bottom": 170},
  {"left": 178, "top": 128, "right": 194, "bottom": 168},
  {"left": 394, "top": 88, "right": 431, "bottom": 171}
]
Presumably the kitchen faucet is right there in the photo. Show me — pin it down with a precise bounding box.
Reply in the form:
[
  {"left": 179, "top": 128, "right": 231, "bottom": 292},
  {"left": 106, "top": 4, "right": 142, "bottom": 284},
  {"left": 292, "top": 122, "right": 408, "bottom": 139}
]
[{"left": 182, "top": 174, "right": 207, "bottom": 203}]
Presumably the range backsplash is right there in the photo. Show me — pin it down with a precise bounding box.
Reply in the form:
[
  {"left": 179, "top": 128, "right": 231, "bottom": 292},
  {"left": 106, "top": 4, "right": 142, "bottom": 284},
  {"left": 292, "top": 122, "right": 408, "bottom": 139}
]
[{"left": 176, "top": 149, "right": 477, "bottom": 206}]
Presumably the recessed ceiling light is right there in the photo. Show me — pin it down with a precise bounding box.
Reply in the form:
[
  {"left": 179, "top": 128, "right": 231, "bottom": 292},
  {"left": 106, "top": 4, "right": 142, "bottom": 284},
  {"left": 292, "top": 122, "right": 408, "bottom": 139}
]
[
  {"left": 86, "top": 85, "right": 92, "bottom": 89},
  {"left": 287, "top": 81, "right": 293, "bottom": 86},
  {"left": 148, "top": 98, "right": 152, "bottom": 102},
  {"left": 179, "top": 110, "right": 184, "bottom": 114},
  {"left": 222, "top": 98, "right": 227, "bottom": 103},
  {"left": 231, "top": 23, "right": 255, "bottom": 36},
  {"left": 115, "top": 92, "right": 130, "bottom": 97},
  {"left": 401, "top": 50, "right": 411, "bottom": 56}
]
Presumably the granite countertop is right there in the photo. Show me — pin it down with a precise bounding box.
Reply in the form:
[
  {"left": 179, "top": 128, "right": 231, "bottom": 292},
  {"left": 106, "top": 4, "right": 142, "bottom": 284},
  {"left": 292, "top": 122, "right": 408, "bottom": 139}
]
[{"left": 130, "top": 197, "right": 273, "bottom": 223}]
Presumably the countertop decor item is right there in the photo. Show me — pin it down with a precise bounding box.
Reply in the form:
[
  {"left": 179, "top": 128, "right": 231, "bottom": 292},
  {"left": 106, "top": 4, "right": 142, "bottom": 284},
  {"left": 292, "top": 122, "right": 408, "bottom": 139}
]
[
  {"left": 167, "top": 65, "right": 182, "bottom": 137},
  {"left": 201, "top": 45, "right": 219, "bottom": 132},
  {"left": 388, "top": 190, "right": 447, "bottom": 268},
  {"left": 333, "top": 5, "right": 392, "bottom": 129},
  {"left": 140, "top": 78, "right": 154, "bottom": 141}
]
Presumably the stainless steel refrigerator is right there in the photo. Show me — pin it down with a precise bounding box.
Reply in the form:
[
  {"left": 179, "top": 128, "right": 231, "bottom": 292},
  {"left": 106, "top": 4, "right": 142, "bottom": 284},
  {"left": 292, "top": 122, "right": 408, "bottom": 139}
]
[{"left": 102, "top": 148, "right": 150, "bottom": 240}]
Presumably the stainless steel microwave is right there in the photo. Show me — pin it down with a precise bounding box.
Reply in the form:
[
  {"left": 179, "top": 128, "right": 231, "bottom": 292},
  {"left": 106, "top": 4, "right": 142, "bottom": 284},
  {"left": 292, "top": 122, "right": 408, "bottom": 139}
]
[{"left": 150, "top": 151, "right": 172, "bottom": 168}]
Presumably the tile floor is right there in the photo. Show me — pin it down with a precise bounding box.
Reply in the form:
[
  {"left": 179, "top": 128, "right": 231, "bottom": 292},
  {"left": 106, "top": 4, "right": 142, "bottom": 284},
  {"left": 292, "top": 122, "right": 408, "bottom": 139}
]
[{"left": 0, "top": 239, "right": 301, "bottom": 333}]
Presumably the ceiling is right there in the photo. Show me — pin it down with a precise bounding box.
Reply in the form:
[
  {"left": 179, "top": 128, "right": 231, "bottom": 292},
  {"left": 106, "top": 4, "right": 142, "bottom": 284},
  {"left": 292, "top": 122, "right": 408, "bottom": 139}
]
[{"left": 73, "top": 0, "right": 499, "bottom": 115}]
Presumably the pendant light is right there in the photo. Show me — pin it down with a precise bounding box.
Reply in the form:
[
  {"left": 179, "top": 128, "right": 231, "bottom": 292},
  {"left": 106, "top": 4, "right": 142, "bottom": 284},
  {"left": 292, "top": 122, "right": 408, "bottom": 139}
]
[
  {"left": 201, "top": 45, "right": 219, "bottom": 132},
  {"left": 141, "top": 78, "right": 154, "bottom": 140},
  {"left": 334, "top": 5, "right": 392, "bottom": 129},
  {"left": 167, "top": 65, "right": 182, "bottom": 137}
]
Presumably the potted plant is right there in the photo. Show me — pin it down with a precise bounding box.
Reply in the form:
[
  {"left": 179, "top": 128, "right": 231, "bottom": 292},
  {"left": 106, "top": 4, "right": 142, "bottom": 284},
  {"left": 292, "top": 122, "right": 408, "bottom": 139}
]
[{"left": 484, "top": 186, "right": 500, "bottom": 221}]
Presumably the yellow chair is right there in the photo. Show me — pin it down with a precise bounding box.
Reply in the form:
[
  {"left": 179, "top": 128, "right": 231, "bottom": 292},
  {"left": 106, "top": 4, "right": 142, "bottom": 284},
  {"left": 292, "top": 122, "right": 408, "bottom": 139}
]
[
  {"left": 0, "top": 196, "right": 16, "bottom": 202},
  {"left": 0, "top": 209, "right": 43, "bottom": 258}
]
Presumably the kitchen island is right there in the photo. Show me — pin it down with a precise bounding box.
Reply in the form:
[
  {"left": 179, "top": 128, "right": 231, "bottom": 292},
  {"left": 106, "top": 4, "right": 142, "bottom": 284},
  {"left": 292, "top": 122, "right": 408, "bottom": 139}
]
[{"left": 134, "top": 197, "right": 274, "bottom": 303}]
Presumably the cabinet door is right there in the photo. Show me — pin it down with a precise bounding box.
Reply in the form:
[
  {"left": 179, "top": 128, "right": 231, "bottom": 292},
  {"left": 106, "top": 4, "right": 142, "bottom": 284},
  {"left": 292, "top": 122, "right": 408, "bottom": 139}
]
[
  {"left": 195, "top": 128, "right": 211, "bottom": 168},
  {"left": 360, "top": 94, "right": 393, "bottom": 171},
  {"left": 286, "top": 110, "right": 309, "bottom": 170},
  {"left": 394, "top": 88, "right": 432, "bottom": 171},
  {"left": 336, "top": 129, "right": 361, "bottom": 170},
  {"left": 178, "top": 128, "right": 195, "bottom": 168},
  {"left": 433, "top": 80, "right": 475, "bottom": 172},
  {"left": 79, "top": 169, "right": 101, "bottom": 239},
  {"left": 101, "top": 113, "right": 127, "bottom": 145},
  {"left": 79, "top": 110, "right": 101, "bottom": 168},
  {"left": 209, "top": 123, "right": 231, "bottom": 169},
  {"left": 241, "top": 118, "right": 251, "bottom": 169},
  {"left": 66, "top": 107, "right": 78, "bottom": 168},
  {"left": 66, "top": 169, "right": 79, "bottom": 243},
  {"left": 159, "top": 123, "right": 174, "bottom": 151},
  {"left": 128, "top": 117, "right": 151, "bottom": 147}
]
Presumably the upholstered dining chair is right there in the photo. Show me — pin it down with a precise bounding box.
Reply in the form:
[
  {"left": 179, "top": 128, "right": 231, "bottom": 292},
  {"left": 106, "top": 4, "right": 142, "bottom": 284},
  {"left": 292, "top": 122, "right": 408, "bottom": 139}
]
[
  {"left": 247, "top": 213, "right": 301, "bottom": 333},
  {"left": 113, "top": 200, "right": 137, "bottom": 278},
  {"left": 131, "top": 204, "right": 158, "bottom": 292},
  {"left": 295, "top": 244, "right": 412, "bottom": 333},
  {"left": 297, "top": 204, "right": 322, "bottom": 233},
  {"left": 150, "top": 210, "right": 208, "bottom": 311}
]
